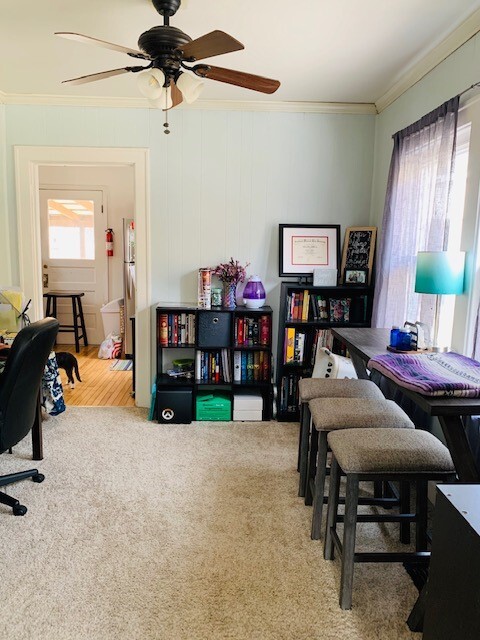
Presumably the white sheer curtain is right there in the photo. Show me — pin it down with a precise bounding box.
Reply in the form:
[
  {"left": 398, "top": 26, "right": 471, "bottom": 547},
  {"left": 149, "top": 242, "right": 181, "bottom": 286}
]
[{"left": 372, "top": 97, "right": 460, "bottom": 328}]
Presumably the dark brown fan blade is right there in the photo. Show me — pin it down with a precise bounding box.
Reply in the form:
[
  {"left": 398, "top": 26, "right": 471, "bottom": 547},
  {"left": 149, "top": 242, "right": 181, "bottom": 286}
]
[
  {"left": 62, "top": 68, "right": 133, "bottom": 86},
  {"left": 196, "top": 66, "right": 280, "bottom": 94},
  {"left": 179, "top": 30, "right": 244, "bottom": 61},
  {"left": 55, "top": 32, "right": 149, "bottom": 59}
]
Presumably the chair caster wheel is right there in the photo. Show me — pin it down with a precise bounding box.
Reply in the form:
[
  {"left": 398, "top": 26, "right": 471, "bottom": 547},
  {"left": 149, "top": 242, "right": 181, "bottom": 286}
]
[
  {"left": 13, "top": 504, "right": 27, "bottom": 516},
  {"left": 33, "top": 473, "right": 45, "bottom": 483}
]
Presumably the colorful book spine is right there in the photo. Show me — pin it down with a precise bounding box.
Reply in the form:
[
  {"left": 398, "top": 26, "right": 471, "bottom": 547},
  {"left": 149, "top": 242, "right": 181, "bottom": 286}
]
[
  {"left": 173, "top": 314, "right": 178, "bottom": 345},
  {"left": 233, "top": 351, "right": 241, "bottom": 382},
  {"left": 262, "top": 351, "right": 270, "bottom": 381},
  {"left": 253, "top": 351, "right": 260, "bottom": 381},
  {"left": 252, "top": 319, "right": 259, "bottom": 345},
  {"left": 260, "top": 315, "right": 270, "bottom": 345},
  {"left": 180, "top": 313, "right": 186, "bottom": 344},
  {"left": 285, "top": 327, "right": 295, "bottom": 364},
  {"left": 302, "top": 290, "right": 309, "bottom": 321},
  {"left": 247, "top": 352, "right": 254, "bottom": 381},
  {"left": 195, "top": 351, "right": 201, "bottom": 380},
  {"left": 247, "top": 318, "right": 254, "bottom": 345},
  {"left": 237, "top": 318, "right": 244, "bottom": 346},
  {"left": 241, "top": 352, "right": 247, "bottom": 381},
  {"left": 159, "top": 313, "right": 168, "bottom": 346}
]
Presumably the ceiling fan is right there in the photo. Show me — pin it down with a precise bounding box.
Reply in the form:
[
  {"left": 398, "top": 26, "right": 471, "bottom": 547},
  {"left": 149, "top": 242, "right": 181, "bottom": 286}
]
[{"left": 55, "top": 0, "right": 281, "bottom": 122}]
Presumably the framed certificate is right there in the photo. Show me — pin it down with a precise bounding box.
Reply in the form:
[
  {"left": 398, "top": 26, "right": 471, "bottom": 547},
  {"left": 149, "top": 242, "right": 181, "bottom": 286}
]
[{"left": 278, "top": 224, "right": 340, "bottom": 277}]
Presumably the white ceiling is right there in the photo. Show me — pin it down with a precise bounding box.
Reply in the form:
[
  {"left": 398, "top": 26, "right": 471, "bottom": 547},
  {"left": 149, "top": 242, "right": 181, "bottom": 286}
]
[{"left": 2, "top": 0, "right": 480, "bottom": 105}]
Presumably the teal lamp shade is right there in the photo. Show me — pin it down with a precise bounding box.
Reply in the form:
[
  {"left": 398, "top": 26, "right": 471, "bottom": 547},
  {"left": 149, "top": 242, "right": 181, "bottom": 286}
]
[{"left": 415, "top": 251, "right": 465, "bottom": 295}]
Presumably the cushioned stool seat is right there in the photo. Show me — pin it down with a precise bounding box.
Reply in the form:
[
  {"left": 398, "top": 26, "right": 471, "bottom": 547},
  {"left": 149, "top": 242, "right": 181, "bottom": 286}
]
[
  {"left": 324, "top": 428, "right": 456, "bottom": 610},
  {"left": 330, "top": 428, "right": 455, "bottom": 474},
  {"left": 308, "top": 398, "right": 414, "bottom": 538},
  {"left": 298, "top": 378, "right": 384, "bottom": 498}
]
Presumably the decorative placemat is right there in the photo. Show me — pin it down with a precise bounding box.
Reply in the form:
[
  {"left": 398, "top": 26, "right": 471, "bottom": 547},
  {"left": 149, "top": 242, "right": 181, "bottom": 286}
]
[{"left": 368, "top": 351, "right": 480, "bottom": 397}]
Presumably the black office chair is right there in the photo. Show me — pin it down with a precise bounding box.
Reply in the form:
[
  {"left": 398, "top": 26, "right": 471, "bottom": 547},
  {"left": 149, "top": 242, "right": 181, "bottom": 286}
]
[{"left": 0, "top": 318, "right": 59, "bottom": 515}]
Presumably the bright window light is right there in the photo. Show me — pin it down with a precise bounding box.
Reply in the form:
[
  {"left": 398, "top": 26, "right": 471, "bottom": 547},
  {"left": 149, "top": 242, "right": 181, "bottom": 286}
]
[{"left": 47, "top": 198, "right": 95, "bottom": 259}]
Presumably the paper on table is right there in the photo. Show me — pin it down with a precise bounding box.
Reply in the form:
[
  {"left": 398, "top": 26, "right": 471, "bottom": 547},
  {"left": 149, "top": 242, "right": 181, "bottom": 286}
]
[{"left": 0, "top": 305, "right": 17, "bottom": 331}]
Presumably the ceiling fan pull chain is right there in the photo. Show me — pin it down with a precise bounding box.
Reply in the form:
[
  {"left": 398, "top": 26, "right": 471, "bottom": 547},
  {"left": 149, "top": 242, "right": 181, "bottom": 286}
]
[{"left": 164, "top": 88, "right": 170, "bottom": 134}]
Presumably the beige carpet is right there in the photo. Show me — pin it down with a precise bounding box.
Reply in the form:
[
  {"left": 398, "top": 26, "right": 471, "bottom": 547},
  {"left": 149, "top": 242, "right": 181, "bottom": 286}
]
[{"left": 0, "top": 408, "right": 419, "bottom": 640}]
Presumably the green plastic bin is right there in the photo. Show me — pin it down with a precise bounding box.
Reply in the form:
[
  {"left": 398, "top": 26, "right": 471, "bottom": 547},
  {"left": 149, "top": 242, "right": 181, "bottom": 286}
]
[{"left": 196, "top": 392, "right": 231, "bottom": 421}]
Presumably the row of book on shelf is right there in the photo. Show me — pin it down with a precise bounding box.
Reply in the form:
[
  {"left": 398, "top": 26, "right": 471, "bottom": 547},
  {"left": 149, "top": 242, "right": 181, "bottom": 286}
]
[
  {"left": 158, "top": 312, "right": 272, "bottom": 348},
  {"left": 159, "top": 313, "right": 196, "bottom": 346},
  {"left": 283, "top": 328, "right": 336, "bottom": 366},
  {"left": 286, "top": 290, "right": 367, "bottom": 323},
  {"left": 278, "top": 372, "right": 301, "bottom": 413},
  {"left": 234, "top": 315, "right": 271, "bottom": 346},
  {"left": 194, "top": 349, "right": 270, "bottom": 383},
  {"left": 195, "top": 349, "right": 231, "bottom": 382}
]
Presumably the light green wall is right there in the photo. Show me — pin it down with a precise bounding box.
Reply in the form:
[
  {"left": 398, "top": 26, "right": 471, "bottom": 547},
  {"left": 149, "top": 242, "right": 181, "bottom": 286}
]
[{"left": 3, "top": 105, "right": 376, "bottom": 331}]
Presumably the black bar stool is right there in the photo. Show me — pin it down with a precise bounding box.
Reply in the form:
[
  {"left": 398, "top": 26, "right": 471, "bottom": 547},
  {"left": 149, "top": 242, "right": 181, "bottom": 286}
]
[{"left": 44, "top": 291, "right": 88, "bottom": 353}]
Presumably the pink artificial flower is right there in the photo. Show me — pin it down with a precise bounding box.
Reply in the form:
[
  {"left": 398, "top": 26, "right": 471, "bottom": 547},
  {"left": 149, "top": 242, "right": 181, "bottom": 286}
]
[{"left": 213, "top": 258, "right": 250, "bottom": 284}]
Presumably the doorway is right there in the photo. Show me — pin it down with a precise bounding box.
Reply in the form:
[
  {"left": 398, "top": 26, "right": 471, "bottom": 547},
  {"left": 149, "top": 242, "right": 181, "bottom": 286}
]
[
  {"left": 14, "top": 146, "right": 151, "bottom": 408},
  {"left": 38, "top": 166, "right": 136, "bottom": 407},
  {"left": 39, "top": 188, "right": 107, "bottom": 345}
]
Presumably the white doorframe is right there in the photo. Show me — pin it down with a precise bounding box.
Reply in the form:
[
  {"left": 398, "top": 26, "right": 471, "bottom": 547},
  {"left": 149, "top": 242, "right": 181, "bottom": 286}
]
[{"left": 14, "top": 146, "right": 151, "bottom": 408}]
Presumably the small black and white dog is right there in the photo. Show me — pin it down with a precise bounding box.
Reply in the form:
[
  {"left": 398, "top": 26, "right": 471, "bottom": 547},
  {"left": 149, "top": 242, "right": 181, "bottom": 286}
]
[{"left": 55, "top": 352, "right": 82, "bottom": 389}]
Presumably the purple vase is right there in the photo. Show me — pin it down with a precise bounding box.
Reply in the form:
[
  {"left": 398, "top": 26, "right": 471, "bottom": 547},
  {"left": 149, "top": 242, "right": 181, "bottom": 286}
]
[
  {"left": 223, "top": 282, "right": 237, "bottom": 309},
  {"left": 243, "top": 275, "right": 266, "bottom": 309}
]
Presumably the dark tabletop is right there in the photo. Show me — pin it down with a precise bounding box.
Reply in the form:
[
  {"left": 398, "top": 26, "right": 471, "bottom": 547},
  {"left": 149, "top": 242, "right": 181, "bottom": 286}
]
[{"left": 332, "top": 328, "right": 480, "bottom": 417}]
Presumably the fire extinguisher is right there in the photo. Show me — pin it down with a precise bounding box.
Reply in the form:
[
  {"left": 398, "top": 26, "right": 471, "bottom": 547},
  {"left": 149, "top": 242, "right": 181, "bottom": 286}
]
[{"left": 105, "top": 228, "right": 114, "bottom": 257}]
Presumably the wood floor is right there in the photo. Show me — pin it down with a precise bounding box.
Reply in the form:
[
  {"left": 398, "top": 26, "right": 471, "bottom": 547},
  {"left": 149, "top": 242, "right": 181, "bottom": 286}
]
[{"left": 56, "top": 344, "right": 135, "bottom": 407}]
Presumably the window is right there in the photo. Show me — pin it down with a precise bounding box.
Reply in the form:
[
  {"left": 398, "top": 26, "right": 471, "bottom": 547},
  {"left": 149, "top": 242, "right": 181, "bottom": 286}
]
[
  {"left": 47, "top": 198, "right": 95, "bottom": 260},
  {"left": 434, "top": 123, "right": 471, "bottom": 348},
  {"left": 372, "top": 98, "right": 463, "bottom": 346}
]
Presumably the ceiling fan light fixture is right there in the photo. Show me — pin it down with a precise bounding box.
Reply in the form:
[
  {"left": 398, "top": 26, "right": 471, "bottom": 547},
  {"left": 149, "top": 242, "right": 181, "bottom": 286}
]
[
  {"left": 176, "top": 72, "right": 204, "bottom": 104},
  {"left": 148, "top": 85, "right": 173, "bottom": 110},
  {"left": 137, "top": 68, "right": 166, "bottom": 99}
]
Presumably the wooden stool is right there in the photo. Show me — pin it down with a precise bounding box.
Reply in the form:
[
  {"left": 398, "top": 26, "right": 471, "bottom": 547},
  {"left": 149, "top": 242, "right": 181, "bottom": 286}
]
[
  {"left": 309, "top": 398, "right": 414, "bottom": 539},
  {"left": 44, "top": 291, "right": 88, "bottom": 353},
  {"left": 324, "top": 428, "right": 456, "bottom": 610},
  {"left": 298, "top": 378, "right": 384, "bottom": 500}
]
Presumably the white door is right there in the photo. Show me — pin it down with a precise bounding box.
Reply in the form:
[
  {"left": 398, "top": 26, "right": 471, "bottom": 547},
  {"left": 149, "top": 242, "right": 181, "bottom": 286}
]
[{"left": 40, "top": 189, "right": 108, "bottom": 345}]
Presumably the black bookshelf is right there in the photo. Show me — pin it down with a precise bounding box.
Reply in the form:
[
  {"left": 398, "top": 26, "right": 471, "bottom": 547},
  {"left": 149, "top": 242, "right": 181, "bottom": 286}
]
[
  {"left": 275, "top": 283, "right": 373, "bottom": 421},
  {"left": 156, "top": 304, "right": 273, "bottom": 422}
]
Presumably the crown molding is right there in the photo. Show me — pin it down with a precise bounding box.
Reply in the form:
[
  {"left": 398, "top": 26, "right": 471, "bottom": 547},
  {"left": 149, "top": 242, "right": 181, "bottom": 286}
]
[
  {"left": 0, "top": 90, "right": 6, "bottom": 105},
  {"left": 1, "top": 92, "right": 377, "bottom": 115},
  {"left": 376, "top": 8, "right": 480, "bottom": 113}
]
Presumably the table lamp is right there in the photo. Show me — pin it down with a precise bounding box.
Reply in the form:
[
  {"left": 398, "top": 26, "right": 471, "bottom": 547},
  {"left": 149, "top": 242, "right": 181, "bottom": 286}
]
[{"left": 414, "top": 251, "right": 465, "bottom": 351}]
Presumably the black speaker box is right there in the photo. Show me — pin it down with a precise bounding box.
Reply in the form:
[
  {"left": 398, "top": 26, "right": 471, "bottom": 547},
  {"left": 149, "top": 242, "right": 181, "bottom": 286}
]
[{"left": 156, "top": 389, "right": 193, "bottom": 424}]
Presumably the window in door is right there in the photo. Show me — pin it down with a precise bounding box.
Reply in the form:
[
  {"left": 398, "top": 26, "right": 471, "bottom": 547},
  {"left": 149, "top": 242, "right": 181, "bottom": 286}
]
[{"left": 47, "top": 199, "right": 95, "bottom": 260}]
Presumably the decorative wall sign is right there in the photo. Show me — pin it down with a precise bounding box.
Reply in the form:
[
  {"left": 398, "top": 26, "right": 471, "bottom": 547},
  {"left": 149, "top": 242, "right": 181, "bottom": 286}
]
[
  {"left": 340, "top": 226, "right": 377, "bottom": 284},
  {"left": 279, "top": 224, "right": 340, "bottom": 277}
]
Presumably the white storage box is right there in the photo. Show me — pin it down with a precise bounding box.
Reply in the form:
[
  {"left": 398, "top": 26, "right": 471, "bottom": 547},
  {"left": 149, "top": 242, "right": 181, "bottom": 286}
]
[
  {"left": 233, "top": 392, "right": 263, "bottom": 421},
  {"left": 100, "top": 297, "right": 124, "bottom": 338},
  {"left": 233, "top": 409, "right": 263, "bottom": 421}
]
